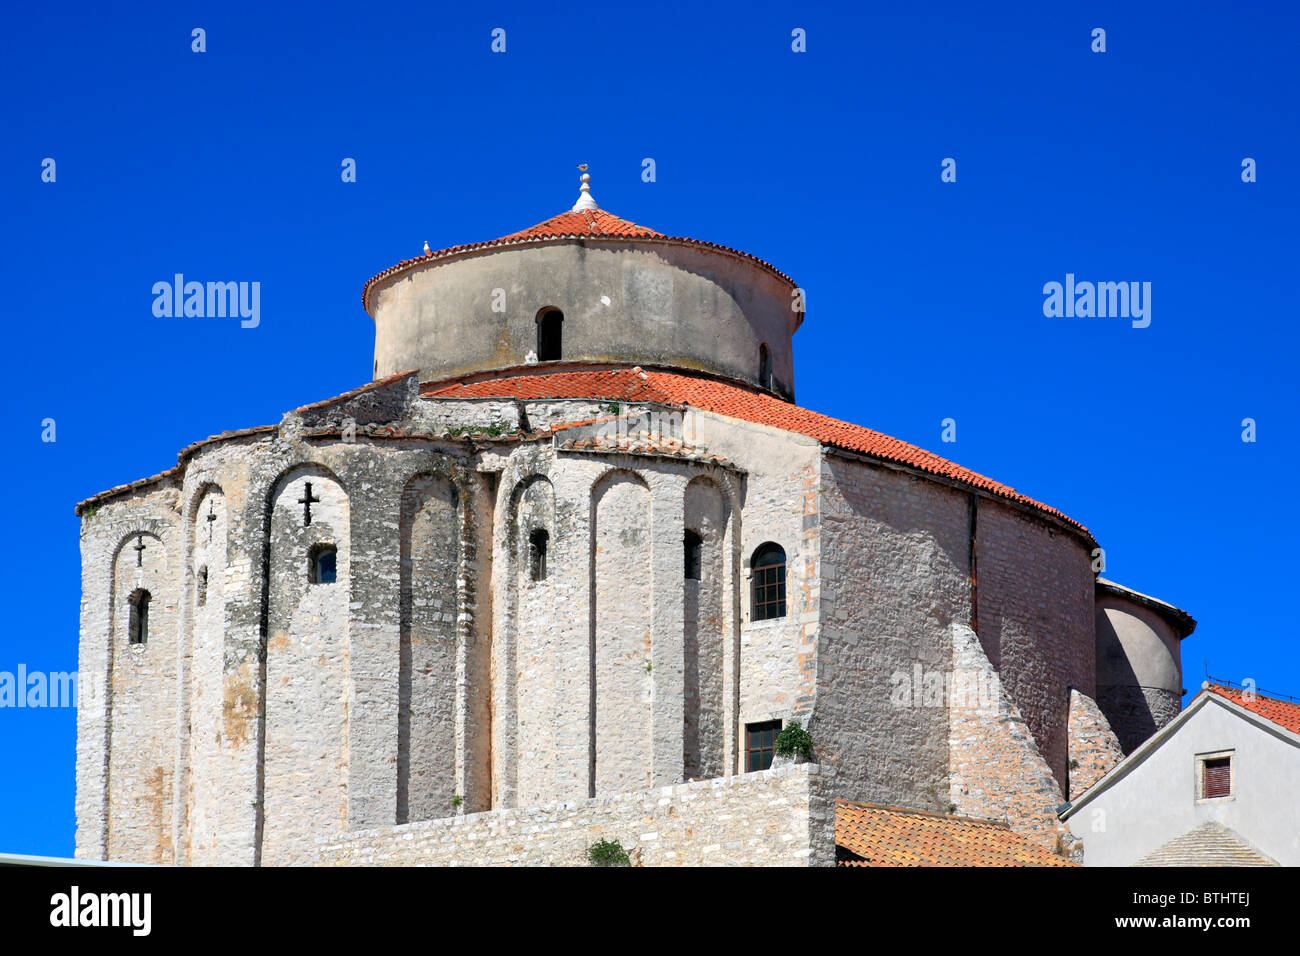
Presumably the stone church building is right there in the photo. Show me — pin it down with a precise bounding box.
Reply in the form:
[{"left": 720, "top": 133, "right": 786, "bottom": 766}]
[{"left": 75, "top": 173, "right": 1195, "bottom": 865}]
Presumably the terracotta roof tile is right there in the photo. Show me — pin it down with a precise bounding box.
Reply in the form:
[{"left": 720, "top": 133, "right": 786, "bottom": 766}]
[
  {"left": 1204, "top": 684, "right": 1300, "bottom": 734},
  {"left": 836, "top": 801, "right": 1075, "bottom": 867},
  {"left": 361, "top": 208, "right": 795, "bottom": 313},
  {"left": 425, "top": 367, "right": 1089, "bottom": 535}
]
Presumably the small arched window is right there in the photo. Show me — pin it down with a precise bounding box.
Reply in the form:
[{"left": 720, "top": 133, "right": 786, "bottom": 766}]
[
  {"left": 537, "top": 308, "right": 563, "bottom": 362},
  {"left": 750, "top": 543, "right": 786, "bottom": 621},
  {"left": 684, "top": 530, "right": 703, "bottom": 581},
  {"left": 196, "top": 566, "right": 208, "bottom": 607},
  {"left": 128, "top": 589, "right": 151, "bottom": 644},
  {"left": 759, "top": 344, "right": 772, "bottom": 390},
  {"left": 310, "top": 545, "right": 337, "bottom": 584},
  {"left": 528, "top": 529, "right": 549, "bottom": 581}
]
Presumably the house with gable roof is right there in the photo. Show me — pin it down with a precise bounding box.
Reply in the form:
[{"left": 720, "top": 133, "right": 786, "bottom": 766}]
[{"left": 1061, "top": 682, "right": 1300, "bottom": 866}]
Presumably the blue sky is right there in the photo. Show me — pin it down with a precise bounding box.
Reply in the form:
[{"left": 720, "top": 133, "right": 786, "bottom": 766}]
[{"left": 1, "top": 2, "right": 1296, "bottom": 856}]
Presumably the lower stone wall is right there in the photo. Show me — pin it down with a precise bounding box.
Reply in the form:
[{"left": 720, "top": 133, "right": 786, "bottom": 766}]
[{"left": 315, "top": 764, "right": 836, "bottom": 866}]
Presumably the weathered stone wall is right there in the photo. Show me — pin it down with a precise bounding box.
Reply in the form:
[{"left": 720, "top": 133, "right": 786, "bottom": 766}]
[
  {"left": 681, "top": 411, "right": 820, "bottom": 772},
  {"left": 815, "top": 454, "right": 968, "bottom": 809},
  {"left": 262, "top": 469, "right": 351, "bottom": 865},
  {"left": 947, "top": 624, "right": 1073, "bottom": 853},
  {"left": 592, "top": 470, "right": 655, "bottom": 794},
  {"left": 683, "top": 476, "right": 727, "bottom": 780},
  {"left": 95, "top": 492, "right": 182, "bottom": 865},
  {"left": 76, "top": 383, "right": 1113, "bottom": 868},
  {"left": 1066, "top": 688, "right": 1125, "bottom": 799},
  {"left": 184, "top": 486, "right": 227, "bottom": 863},
  {"left": 975, "top": 501, "right": 1095, "bottom": 789},
  {"left": 397, "top": 473, "right": 459, "bottom": 822},
  {"left": 316, "top": 764, "right": 836, "bottom": 867}
]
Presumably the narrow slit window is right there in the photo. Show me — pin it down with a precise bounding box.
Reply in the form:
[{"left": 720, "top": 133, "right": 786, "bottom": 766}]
[
  {"left": 128, "top": 589, "right": 151, "bottom": 645},
  {"left": 310, "top": 545, "right": 337, "bottom": 584},
  {"left": 196, "top": 566, "right": 208, "bottom": 607},
  {"left": 537, "top": 308, "right": 563, "bottom": 361},
  {"left": 529, "top": 529, "right": 549, "bottom": 581},
  {"left": 684, "top": 530, "right": 703, "bottom": 581},
  {"left": 759, "top": 344, "right": 772, "bottom": 390}
]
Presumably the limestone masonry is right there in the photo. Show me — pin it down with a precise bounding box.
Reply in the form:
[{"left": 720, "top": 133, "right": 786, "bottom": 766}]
[{"left": 75, "top": 174, "right": 1196, "bottom": 865}]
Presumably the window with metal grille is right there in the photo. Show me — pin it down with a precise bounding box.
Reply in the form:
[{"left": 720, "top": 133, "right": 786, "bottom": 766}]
[
  {"left": 684, "top": 530, "right": 702, "bottom": 581},
  {"left": 745, "top": 720, "right": 782, "bottom": 772},
  {"left": 1203, "top": 756, "right": 1231, "bottom": 799},
  {"left": 751, "top": 543, "right": 786, "bottom": 620}
]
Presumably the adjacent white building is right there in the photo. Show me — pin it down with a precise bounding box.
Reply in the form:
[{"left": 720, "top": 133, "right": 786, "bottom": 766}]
[{"left": 1062, "top": 683, "right": 1300, "bottom": 866}]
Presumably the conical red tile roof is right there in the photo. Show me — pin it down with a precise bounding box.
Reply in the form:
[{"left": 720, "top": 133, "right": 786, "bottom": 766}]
[{"left": 361, "top": 206, "right": 795, "bottom": 312}]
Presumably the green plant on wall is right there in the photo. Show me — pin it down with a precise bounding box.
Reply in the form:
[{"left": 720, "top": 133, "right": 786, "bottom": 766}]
[
  {"left": 774, "top": 722, "right": 814, "bottom": 760},
  {"left": 587, "top": 839, "right": 631, "bottom": 867}
]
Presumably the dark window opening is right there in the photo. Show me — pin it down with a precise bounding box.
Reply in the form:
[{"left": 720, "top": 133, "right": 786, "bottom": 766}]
[
  {"left": 537, "top": 308, "right": 563, "bottom": 362},
  {"left": 751, "top": 542, "right": 787, "bottom": 621},
  {"left": 745, "top": 720, "right": 782, "bottom": 772},
  {"left": 759, "top": 344, "right": 772, "bottom": 390},
  {"left": 1203, "top": 756, "right": 1232, "bottom": 799},
  {"left": 128, "top": 589, "right": 151, "bottom": 645},
  {"left": 528, "top": 529, "right": 549, "bottom": 581},
  {"left": 684, "top": 530, "right": 703, "bottom": 581},
  {"left": 197, "top": 566, "right": 208, "bottom": 607},
  {"left": 310, "top": 545, "right": 337, "bottom": 584}
]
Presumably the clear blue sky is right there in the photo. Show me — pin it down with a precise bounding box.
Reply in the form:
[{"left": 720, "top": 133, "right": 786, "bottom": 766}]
[{"left": 1, "top": 2, "right": 1296, "bottom": 856}]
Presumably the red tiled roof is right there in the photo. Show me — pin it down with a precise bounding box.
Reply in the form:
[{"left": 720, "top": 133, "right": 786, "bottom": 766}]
[
  {"left": 360, "top": 207, "right": 796, "bottom": 313},
  {"left": 424, "top": 367, "right": 1090, "bottom": 536},
  {"left": 835, "top": 801, "right": 1075, "bottom": 867},
  {"left": 1205, "top": 684, "right": 1300, "bottom": 735}
]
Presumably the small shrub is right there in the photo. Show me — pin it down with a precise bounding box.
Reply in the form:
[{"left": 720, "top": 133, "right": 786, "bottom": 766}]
[
  {"left": 775, "top": 722, "right": 814, "bottom": 760},
  {"left": 587, "top": 839, "right": 631, "bottom": 867},
  {"left": 451, "top": 794, "right": 463, "bottom": 808}
]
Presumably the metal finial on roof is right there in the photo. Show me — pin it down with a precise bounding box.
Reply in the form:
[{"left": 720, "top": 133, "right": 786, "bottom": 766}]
[{"left": 572, "top": 164, "right": 598, "bottom": 212}]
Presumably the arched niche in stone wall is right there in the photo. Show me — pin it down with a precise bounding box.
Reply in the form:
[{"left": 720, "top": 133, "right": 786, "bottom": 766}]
[
  {"left": 397, "top": 471, "right": 460, "bottom": 823},
  {"left": 262, "top": 466, "right": 350, "bottom": 866},
  {"left": 502, "top": 473, "right": 557, "bottom": 808},
  {"left": 683, "top": 475, "right": 729, "bottom": 780},
  {"left": 183, "top": 483, "right": 227, "bottom": 864},
  {"left": 107, "top": 528, "right": 177, "bottom": 864},
  {"left": 590, "top": 468, "right": 653, "bottom": 795}
]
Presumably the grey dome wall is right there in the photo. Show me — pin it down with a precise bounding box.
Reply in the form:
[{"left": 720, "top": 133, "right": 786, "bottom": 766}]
[{"left": 368, "top": 239, "right": 800, "bottom": 396}]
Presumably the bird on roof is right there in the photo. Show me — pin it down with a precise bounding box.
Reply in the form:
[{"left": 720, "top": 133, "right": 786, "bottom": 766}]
[{"left": 423, "top": 240, "right": 431, "bottom": 255}]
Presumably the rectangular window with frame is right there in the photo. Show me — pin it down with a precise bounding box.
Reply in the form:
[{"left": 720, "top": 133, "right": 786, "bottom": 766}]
[
  {"left": 745, "top": 720, "right": 782, "bottom": 772},
  {"left": 1202, "top": 755, "right": 1232, "bottom": 799}
]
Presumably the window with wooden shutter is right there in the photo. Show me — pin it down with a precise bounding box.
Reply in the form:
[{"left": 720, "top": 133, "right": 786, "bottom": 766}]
[{"left": 1203, "top": 756, "right": 1231, "bottom": 799}]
